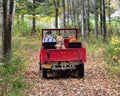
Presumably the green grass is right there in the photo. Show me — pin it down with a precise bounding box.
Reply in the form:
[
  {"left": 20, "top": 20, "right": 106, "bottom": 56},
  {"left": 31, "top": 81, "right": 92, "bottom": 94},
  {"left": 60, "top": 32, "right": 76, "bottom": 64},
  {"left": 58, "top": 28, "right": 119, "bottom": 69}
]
[
  {"left": 12, "top": 36, "right": 40, "bottom": 50},
  {"left": 0, "top": 41, "right": 1, "bottom": 47},
  {"left": 20, "top": 37, "right": 40, "bottom": 50},
  {"left": 107, "top": 63, "right": 120, "bottom": 76},
  {"left": 85, "top": 35, "right": 105, "bottom": 53},
  {"left": 0, "top": 36, "right": 39, "bottom": 96},
  {"left": 0, "top": 56, "right": 28, "bottom": 96}
]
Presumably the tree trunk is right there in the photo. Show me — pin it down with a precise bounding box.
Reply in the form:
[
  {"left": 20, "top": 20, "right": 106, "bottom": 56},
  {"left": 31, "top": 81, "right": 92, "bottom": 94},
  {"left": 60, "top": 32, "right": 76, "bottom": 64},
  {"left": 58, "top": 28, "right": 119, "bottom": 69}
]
[
  {"left": 21, "top": 14, "right": 24, "bottom": 21},
  {"left": 86, "top": 0, "right": 90, "bottom": 38},
  {"left": 81, "top": 0, "right": 85, "bottom": 38},
  {"left": 94, "top": 0, "right": 98, "bottom": 39},
  {"left": 2, "top": 0, "right": 8, "bottom": 57},
  {"left": 32, "top": 0, "right": 36, "bottom": 33},
  {"left": 101, "top": 0, "right": 107, "bottom": 42},
  {"left": 53, "top": 0, "right": 59, "bottom": 28},
  {"left": 0, "top": 0, "right": 2, "bottom": 27},
  {"left": 2, "top": 0, "right": 14, "bottom": 60},
  {"left": 62, "top": 0, "right": 66, "bottom": 28},
  {"left": 66, "top": 0, "right": 70, "bottom": 27},
  {"left": 108, "top": 0, "right": 111, "bottom": 25},
  {"left": 108, "top": 0, "right": 112, "bottom": 35},
  {"left": 69, "top": 0, "right": 72, "bottom": 27},
  {"left": 55, "top": 8, "right": 58, "bottom": 28},
  {"left": 100, "top": 0, "right": 102, "bottom": 35},
  {"left": 32, "top": 13, "right": 35, "bottom": 33},
  {"left": 72, "top": 1, "right": 76, "bottom": 27}
]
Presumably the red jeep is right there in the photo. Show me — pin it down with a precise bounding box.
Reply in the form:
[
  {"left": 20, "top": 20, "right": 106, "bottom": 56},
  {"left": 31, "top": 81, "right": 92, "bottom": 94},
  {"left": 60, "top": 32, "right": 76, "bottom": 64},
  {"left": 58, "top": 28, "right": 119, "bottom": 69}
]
[{"left": 39, "top": 28, "right": 86, "bottom": 78}]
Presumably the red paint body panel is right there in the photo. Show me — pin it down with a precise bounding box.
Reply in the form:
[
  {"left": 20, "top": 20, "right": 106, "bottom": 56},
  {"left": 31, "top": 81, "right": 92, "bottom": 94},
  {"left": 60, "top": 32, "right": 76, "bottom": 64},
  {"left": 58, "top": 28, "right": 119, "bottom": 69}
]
[
  {"left": 49, "top": 49, "right": 80, "bottom": 61},
  {"left": 64, "top": 39, "right": 69, "bottom": 48},
  {"left": 40, "top": 48, "right": 86, "bottom": 64}
]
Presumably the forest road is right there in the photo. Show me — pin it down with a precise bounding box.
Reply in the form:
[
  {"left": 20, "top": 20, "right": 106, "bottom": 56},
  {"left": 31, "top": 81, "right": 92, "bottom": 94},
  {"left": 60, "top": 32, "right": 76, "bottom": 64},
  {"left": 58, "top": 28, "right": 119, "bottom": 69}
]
[{"left": 25, "top": 49, "right": 119, "bottom": 96}]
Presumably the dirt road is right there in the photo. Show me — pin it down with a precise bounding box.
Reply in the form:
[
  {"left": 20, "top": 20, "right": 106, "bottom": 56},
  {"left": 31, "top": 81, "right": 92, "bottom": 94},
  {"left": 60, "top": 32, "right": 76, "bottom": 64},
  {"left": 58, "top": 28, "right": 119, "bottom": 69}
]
[{"left": 25, "top": 49, "right": 119, "bottom": 96}]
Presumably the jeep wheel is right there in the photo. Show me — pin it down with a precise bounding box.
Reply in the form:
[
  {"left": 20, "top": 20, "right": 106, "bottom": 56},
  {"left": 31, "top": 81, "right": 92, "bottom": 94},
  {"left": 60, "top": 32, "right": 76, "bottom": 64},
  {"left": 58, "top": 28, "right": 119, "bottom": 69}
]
[
  {"left": 39, "top": 62, "right": 41, "bottom": 71},
  {"left": 77, "top": 63, "right": 84, "bottom": 78},
  {"left": 41, "top": 67, "right": 47, "bottom": 79}
]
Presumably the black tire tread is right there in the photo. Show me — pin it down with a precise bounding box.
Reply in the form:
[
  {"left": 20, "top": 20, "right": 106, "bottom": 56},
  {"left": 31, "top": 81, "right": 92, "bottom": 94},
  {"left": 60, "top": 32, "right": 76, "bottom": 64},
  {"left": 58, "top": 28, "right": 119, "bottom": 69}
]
[{"left": 78, "top": 63, "right": 84, "bottom": 78}]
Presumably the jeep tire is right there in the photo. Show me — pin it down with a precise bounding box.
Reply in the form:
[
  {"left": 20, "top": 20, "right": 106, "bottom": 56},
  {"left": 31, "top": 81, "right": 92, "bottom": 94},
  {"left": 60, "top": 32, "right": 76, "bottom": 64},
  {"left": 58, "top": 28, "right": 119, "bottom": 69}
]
[{"left": 77, "top": 63, "right": 84, "bottom": 78}]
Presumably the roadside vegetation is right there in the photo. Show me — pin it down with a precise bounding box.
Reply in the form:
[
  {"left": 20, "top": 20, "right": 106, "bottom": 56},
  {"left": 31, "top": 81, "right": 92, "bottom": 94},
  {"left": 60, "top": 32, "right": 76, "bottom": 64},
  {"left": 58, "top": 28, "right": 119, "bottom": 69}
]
[
  {"left": 104, "top": 36, "right": 120, "bottom": 76},
  {"left": 0, "top": 37, "right": 28, "bottom": 96}
]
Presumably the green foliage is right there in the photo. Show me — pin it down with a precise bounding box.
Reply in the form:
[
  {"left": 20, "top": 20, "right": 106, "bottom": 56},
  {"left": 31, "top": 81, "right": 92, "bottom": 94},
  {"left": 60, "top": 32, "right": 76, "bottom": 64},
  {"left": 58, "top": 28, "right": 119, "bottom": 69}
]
[
  {"left": 0, "top": 37, "right": 29, "bottom": 96},
  {"left": 111, "top": 18, "right": 120, "bottom": 36},
  {"left": 0, "top": 40, "right": 1, "bottom": 47},
  {"left": 13, "top": 20, "right": 31, "bottom": 36},
  {"left": 85, "top": 34, "right": 120, "bottom": 76},
  {"left": 12, "top": 75, "right": 25, "bottom": 89},
  {"left": 88, "top": 2, "right": 95, "bottom": 14},
  {"left": 105, "top": 36, "right": 120, "bottom": 63},
  {"left": 16, "top": 0, "right": 41, "bottom": 15},
  {"left": 26, "top": 1, "right": 35, "bottom": 14},
  {"left": 13, "top": 15, "right": 56, "bottom": 36},
  {"left": 16, "top": 0, "right": 28, "bottom": 15},
  {"left": 86, "top": 35, "right": 105, "bottom": 53},
  {"left": 106, "top": 18, "right": 120, "bottom": 36},
  {"left": 107, "top": 65, "right": 120, "bottom": 76},
  {"left": 26, "top": 0, "right": 43, "bottom": 15},
  {"left": 36, "top": 5, "right": 55, "bottom": 16},
  {"left": 104, "top": 36, "right": 120, "bottom": 76},
  {"left": 20, "top": 37, "right": 40, "bottom": 50},
  {"left": 0, "top": 57, "right": 27, "bottom": 96}
]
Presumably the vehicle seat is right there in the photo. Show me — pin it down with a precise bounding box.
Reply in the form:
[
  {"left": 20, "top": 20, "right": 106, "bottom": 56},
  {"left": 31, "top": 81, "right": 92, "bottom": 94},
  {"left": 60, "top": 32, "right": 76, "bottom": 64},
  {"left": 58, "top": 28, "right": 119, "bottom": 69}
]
[
  {"left": 68, "top": 42, "right": 81, "bottom": 48},
  {"left": 64, "top": 38, "right": 69, "bottom": 48},
  {"left": 43, "top": 42, "right": 56, "bottom": 49}
]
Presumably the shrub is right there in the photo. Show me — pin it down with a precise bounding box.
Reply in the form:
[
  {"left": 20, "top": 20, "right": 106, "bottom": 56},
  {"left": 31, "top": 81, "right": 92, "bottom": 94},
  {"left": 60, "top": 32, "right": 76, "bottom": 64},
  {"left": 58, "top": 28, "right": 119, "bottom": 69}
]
[
  {"left": 106, "top": 36, "right": 120, "bottom": 64},
  {"left": 0, "top": 37, "right": 28, "bottom": 96},
  {"left": 104, "top": 36, "right": 120, "bottom": 76},
  {"left": 13, "top": 20, "right": 31, "bottom": 36},
  {"left": 0, "top": 56, "right": 27, "bottom": 96}
]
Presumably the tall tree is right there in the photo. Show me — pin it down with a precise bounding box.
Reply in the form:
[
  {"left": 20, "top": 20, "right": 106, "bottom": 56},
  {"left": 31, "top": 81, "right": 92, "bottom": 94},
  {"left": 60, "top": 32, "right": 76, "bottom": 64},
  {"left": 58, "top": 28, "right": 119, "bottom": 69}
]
[
  {"left": 94, "top": 0, "right": 98, "bottom": 39},
  {"left": 100, "top": 0, "right": 103, "bottom": 35},
  {"left": 108, "top": 0, "right": 112, "bottom": 34},
  {"left": 85, "top": 0, "right": 90, "bottom": 38},
  {"left": 72, "top": 1, "right": 76, "bottom": 27},
  {"left": 81, "top": 0, "right": 85, "bottom": 38},
  {"left": 52, "top": 0, "right": 59, "bottom": 28},
  {"left": 16, "top": 0, "right": 28, "bottom": 21},
  {"left": 66, "top": 0, "right": 70, "bottom": 27},
  {"left": 32, "top": 0, "right": 36, "bottom": 33},
  {"left": 101, "top": 0, "right": 107, "bottom": 42},
  {"left": 62, "top": 0, "right": 66, "bottom": 28},
  {"left": 2, "top": 0, "right": 14, "bottom": 60},
  {"left": 108, "top": 0, "right": 111, "bottom": 26},
  {"left": 68, "top": 0, "right": 73, "bottom": 27},
  {"left": 26, "top": 0, "right": 44, "bottom": 34},
  {"left": 0, "top": 0, "right": 2, "bottom": 27}
]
